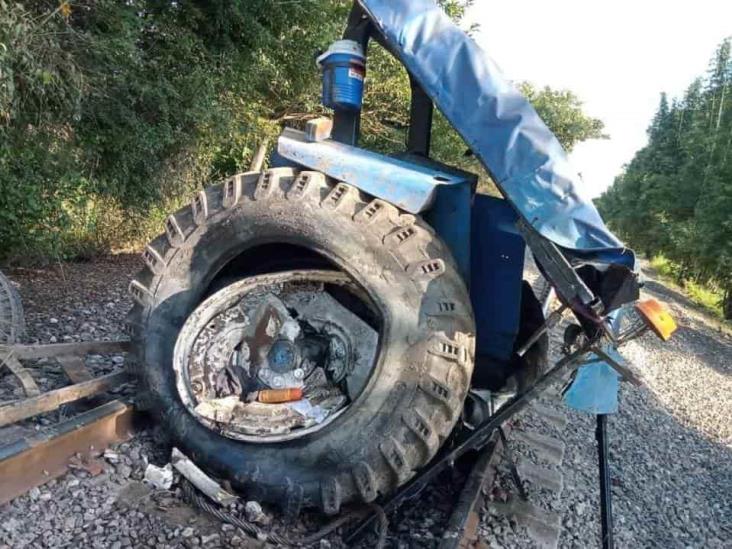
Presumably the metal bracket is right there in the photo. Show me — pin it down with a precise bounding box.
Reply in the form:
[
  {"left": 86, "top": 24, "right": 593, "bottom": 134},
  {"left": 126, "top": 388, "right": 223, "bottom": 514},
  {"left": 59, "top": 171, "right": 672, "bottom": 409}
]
[
  {"left": 346, "top": 339, "right": 598, "bottom": 544},
  {"left": 277, "top": 128, "right": 472, "bottom": 213},
  {"left": 516, "top": 218, "right": 602, "bottom": 318}
]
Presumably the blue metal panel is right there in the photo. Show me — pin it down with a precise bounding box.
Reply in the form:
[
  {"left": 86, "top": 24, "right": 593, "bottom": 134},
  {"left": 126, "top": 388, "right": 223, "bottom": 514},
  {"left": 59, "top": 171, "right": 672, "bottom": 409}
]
[
  {"left": 277, "top": 128, "right": 469, "bottom": 214},
  {"left": 393, "top": 153, "right": 475, "bottom": 283},
  {"left": 425, "top": 181, "right": 472, "bottom": 284},
  {"left": 563, "top": 355, "right": 621, "bottom": 414},
  {"left": 563, "top": 309, "right": 628, "bottom": 414},
  {"left": 471, "top": 195, "right": 525, "bottom": 362},
  {"left": 358, "top": 0, "right": 633, "bottom": 266}
]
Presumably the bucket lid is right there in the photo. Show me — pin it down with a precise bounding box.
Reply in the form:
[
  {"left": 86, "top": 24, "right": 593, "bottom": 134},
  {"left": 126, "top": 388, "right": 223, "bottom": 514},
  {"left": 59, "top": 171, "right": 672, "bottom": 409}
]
[{"left": 316, "top": 39, "right": 365, "bottom": 67}]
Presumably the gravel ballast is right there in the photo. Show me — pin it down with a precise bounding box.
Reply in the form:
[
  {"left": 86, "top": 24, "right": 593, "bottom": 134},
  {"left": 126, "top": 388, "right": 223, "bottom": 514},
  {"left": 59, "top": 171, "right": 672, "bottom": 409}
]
[
  {"left": 0, "top": 255, "right": 730, "bottom": 548},
  {"left": 478, "top": 263, "right": 731, "bottom": 548}
]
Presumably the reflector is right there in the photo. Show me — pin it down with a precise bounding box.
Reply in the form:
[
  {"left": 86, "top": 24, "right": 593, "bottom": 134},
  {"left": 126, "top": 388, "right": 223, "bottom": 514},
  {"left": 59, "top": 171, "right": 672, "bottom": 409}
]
[{"left": 635, "top": 299, "right": 677, "bottom": 341}]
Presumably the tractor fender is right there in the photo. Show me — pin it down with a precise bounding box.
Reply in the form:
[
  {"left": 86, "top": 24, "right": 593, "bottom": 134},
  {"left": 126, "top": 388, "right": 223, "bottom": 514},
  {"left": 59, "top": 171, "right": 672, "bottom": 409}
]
[{"left": 276, "top": 127, "right": 469, "bottom": 214}]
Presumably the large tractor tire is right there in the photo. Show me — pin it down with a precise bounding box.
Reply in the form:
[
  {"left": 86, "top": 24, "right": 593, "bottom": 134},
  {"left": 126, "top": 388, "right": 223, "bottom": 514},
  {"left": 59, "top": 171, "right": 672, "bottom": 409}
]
[
  {"left": 0, "top": 270, "right": 24, "bottom": 344},
  {"left": 128, "top": 167, "right": 475, "bottom": 514}
]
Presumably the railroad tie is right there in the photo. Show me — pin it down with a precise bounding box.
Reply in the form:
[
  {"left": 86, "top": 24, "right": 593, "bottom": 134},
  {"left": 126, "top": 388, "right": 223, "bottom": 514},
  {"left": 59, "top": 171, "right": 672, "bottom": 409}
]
[
  {"left": 516, "top": 457, "right": 564, "bottom": 495},
  {"left": 489, "top": 498, "right": 561, "bottom": 549},
  {"left": 512, "top": 430, "right": 566, "bottom": 465},
  {"left": 529, "top": 403, "right": 569, "bottom": 429}
]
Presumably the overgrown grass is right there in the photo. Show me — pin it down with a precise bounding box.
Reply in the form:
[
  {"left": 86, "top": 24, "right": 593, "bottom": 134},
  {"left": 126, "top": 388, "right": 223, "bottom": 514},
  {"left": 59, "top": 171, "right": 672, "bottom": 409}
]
[{"left": 649, "top": 255, "right": 725, "bottom": 319}]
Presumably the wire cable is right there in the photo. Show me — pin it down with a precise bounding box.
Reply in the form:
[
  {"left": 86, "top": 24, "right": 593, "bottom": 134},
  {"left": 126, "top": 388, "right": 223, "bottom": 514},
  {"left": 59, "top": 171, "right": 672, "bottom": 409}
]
[{"left": 181, "top": 479, "right": 387, "bottom": 547}]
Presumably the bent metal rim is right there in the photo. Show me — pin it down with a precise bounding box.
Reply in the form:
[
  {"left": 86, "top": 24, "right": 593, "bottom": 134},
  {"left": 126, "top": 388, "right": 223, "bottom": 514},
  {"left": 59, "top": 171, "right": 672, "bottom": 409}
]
[{"left": 172, "top": 269, "right": 381, "bottom": 443}]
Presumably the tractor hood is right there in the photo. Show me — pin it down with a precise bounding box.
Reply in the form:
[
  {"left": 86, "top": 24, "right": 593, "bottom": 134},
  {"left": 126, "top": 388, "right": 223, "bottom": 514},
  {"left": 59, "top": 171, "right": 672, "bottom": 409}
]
[{"left": 359, "top": 0, "right": 632, "bottom": 261}]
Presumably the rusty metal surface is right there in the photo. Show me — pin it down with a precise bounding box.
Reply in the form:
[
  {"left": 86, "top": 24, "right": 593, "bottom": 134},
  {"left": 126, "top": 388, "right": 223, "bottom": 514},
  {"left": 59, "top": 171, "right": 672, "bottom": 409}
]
[
  {"left": 0, "top": 400, "right": 136, "bottom": 505},
  {"left": 173, "top": 270, "right": 378, "bottom": 442},
  {"left": 56, "top": 354, "right": 94, "bottom": 383},
  {"left": 0, "top": 371, "right": 130, "bottom": 428},
  {"left": 439, "top": 431, "right": 503, "bottom": 549}
]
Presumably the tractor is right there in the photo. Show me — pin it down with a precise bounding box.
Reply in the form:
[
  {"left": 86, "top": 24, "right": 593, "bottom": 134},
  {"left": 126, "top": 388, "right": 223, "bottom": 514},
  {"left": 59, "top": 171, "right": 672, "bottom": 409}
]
[{"left": 127, "top": 0, "right": 675, "bottom": 524}]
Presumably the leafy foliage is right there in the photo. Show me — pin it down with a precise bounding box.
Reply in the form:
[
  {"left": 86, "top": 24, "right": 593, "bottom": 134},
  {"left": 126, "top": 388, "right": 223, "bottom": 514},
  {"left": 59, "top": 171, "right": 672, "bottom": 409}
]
[
  {"left": 1, "top": 0, "right": 603, "bottom": 263},
  {"left": 597, "top": 38, "right": 732, "bottom": 318},
  {"left": 519, "top": 83, "right": 606, "bottom": 152}
]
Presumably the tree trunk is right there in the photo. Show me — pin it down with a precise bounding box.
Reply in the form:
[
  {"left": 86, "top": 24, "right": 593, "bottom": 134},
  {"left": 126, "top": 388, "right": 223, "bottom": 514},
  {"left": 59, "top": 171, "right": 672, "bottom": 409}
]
[{"left": 723, "top": 288, "right": 732, "bottom": 320}]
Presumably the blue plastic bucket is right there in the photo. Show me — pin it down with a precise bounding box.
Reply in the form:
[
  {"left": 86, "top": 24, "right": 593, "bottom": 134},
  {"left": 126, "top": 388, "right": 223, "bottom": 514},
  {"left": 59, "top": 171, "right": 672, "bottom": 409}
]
[{"left": 317, "top": 40, "right": 366, "bottom": 111}]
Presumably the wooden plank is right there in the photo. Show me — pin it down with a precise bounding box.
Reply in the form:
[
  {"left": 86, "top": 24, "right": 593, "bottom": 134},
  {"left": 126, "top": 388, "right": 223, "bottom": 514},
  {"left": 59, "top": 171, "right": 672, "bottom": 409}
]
[
  {"left": 1, "top": 353, "right": 41, "bottom": 397},
  {"left": 249, "top": 140, "right": 269, "bottom": 172},
  {"left": 0, "top": 400, "right": 136, "bottom": 505},
  {"left": 56, "top": 355, "right": 93, "bottom": 384},
  {"left": 0, "top": 371, "right": 129, "bottom": 428},
  {"left": 0, "top": 340, "right": 131, "bottom": 361},
  {"left": 440, "top": 430, "right": 504, "bottom": 549}
]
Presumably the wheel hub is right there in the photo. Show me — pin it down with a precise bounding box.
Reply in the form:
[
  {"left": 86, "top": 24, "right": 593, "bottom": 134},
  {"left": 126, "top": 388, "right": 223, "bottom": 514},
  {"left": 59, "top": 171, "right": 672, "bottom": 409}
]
[
  {"left": 173, "top": 271, "right": 379, "bottom": 442},
  {"left": 268, "top": 340, "right": 298, "bottom": 372}
]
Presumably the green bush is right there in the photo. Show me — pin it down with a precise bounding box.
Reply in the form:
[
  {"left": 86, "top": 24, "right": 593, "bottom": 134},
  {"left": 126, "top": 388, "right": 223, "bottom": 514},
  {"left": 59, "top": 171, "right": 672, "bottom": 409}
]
[
  {"left": 1, "top": 1, "right": 604, "bottom": 265},
  {"left": 650, "top": 255, "right": 724, "bottom": 319}
]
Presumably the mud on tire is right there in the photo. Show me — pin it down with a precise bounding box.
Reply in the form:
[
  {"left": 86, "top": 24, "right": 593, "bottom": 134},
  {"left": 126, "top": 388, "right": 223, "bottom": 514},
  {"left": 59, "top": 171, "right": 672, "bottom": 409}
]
[{"left": 128, "top": 168, "right": 475, "bottom": 514}]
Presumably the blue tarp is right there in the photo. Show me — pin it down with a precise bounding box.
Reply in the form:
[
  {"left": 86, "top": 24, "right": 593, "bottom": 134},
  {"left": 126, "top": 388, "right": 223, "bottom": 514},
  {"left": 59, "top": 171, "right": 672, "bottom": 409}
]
[{"left": 359, "top": 0, "right": 632, "bottom": 260}]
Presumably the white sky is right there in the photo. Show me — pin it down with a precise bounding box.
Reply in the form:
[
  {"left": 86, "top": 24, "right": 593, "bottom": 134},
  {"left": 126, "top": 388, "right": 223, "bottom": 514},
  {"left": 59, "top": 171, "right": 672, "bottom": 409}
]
[{"left": 465, "top": 0, "right": 732, "bottom": 198}]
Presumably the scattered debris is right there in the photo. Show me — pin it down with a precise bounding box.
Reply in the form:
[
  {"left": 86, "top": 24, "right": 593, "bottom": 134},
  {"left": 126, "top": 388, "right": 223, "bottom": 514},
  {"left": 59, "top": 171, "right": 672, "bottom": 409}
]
[
  {"left": 173, "top": 273, "right": 377, "bottom": 440},
  {"left": 68, "top": 453, "right": 105, "bottom": 476},
  {"left": 103, "top": 449, "right": 121, "bottom": 463},
  {"left": 144, "top": 463, "right": 174, "bottom": 490},
  {"left": 255, "top": 387, "right": 303, "bottom": 403},
  {"left": 287, "top": 396, "right": 329, "bottom": 424},
  {"left": 244, "top": 501, "right": 271, "bottom": 526},
  {"left": 170, "top": 447, "right": 237, "bottom": 506}
]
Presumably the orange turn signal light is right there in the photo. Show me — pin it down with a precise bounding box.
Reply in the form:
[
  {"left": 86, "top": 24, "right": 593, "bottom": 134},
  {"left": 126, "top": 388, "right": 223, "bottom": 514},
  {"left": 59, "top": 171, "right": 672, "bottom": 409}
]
[
  {"left": 256, "top": 388, "right": 303, "bottom": 404},
  {"left": 635, "top": 299, "right": 677, "bottom": 341}
]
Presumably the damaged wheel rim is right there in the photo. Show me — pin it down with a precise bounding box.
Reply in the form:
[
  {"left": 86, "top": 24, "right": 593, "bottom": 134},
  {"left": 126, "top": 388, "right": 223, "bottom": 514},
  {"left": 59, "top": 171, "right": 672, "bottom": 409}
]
[{"left": 173, "top": 270, "right": 380, "bottom": 442}]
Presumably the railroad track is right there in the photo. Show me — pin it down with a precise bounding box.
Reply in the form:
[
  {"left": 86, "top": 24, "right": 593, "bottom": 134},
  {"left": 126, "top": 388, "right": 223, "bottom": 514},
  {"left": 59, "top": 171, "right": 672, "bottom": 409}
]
[
  {"left": 0, "top": 263, "right": 575, "bottom": 548},
  {"left": 0, "top": 346, "right": 572, "bottom": 549},
  {"left": 341, "top": 388, "right": 571, "bottom": 548}
]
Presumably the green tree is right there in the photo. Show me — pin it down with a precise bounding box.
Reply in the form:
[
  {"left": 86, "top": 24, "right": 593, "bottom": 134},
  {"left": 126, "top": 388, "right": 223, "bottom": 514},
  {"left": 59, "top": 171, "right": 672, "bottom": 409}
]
[
  {"left": 597, "top": 37, "right": 732, "bottom": 318},
  {"left": 519, "top": 83, "right": 607, "bottom": 152},
  {"left": 0, "top": 0, "right": 605, "bottom": 264}
]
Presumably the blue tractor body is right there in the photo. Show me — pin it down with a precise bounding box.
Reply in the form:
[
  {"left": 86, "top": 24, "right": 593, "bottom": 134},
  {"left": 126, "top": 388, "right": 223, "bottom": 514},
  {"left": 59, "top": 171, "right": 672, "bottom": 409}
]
[
  {"left": 277, "top": 129, "right": 524, "bottom": 367},
  {"left": 275, "top": 0, "right": 642, "bottom": 403}
]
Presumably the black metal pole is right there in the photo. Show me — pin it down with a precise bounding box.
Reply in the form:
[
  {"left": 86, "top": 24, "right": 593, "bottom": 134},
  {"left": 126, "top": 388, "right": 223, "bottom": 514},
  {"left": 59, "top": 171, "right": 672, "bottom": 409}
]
[{"left": 596, "top": 414, "right": 614, "bottom": 549}]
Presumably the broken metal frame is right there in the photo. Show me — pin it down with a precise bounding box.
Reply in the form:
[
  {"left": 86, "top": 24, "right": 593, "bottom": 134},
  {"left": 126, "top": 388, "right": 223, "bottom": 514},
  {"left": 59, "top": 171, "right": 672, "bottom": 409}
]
[
  {"left": 347, "top": 298, "right": 652, "bottom": 545},
  {"left": 438, "top": 430, "right": 503, "bottom": 549},
  {"left": 346, "top": 339, "right": 599, "bottom": 544},
  {"left": 0, "top": 340, "right": 132, "bottom": 428},
  {"left": 0, "top": 340, "right": 136, "bottom": 505},
  {"left": 0, "top": 399, "right": 136, "bottom": 505}
]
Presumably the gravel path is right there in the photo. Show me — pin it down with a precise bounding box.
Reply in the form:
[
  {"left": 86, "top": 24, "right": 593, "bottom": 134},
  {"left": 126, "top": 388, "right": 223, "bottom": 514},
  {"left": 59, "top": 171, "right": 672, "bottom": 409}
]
[
  {"left": 479, "top": 262, "right": 732, "bottom": 548},
  {"left": 0, "top": 257, "right": 264, "bottom": 548},
  {"left": 0, "top": 256, "right": 730, "bottom": 548}
]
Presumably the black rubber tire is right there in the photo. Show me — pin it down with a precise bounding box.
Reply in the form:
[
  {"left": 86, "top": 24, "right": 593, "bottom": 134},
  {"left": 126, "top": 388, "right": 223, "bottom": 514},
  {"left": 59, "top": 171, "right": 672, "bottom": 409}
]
[
  {"left": 512, "top": 281, "right": 549, "bottom": 391},
  {"left": 0, "top": 270, "right": 25, "bottom": 344},
  {"left": 128, "top": 167, "right": 475, "bottom": 515}
]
